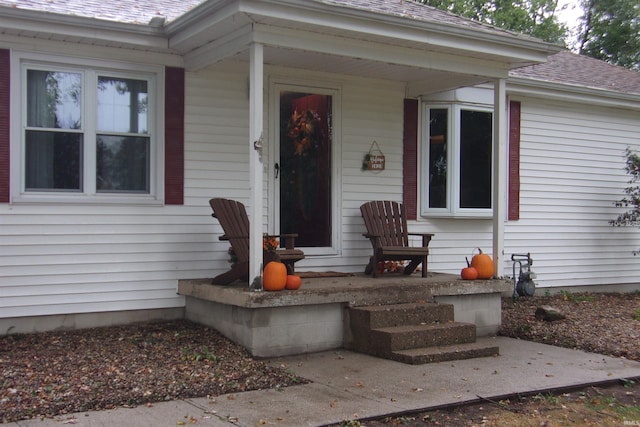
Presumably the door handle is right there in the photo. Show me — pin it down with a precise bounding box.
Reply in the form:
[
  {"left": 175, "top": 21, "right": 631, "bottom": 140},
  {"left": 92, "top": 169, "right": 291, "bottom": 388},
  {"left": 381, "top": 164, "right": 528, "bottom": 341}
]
[{"left": 274, "top": 162, "right": 279, "bottom": 179}]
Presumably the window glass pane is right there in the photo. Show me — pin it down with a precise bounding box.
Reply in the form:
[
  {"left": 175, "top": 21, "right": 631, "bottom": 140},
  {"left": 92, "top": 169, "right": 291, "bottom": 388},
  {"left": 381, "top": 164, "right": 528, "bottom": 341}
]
[
  {"left": 97, "top": 135, "right": 150, "bottom": 192},
  {"left": 25, "top": 130, "right": 82, "bottom": 191},
  {"left": 460, "top": 110, "right": 492, "bottom": 208},
  {"left": 97, "top": 77, "right": 148, "bottom": 134},
  {"left": 27, "top": 70, "right": 81, "bottom": 129},
  {"left": 428, "top": 109, "right": 448, "bottom": 209}
]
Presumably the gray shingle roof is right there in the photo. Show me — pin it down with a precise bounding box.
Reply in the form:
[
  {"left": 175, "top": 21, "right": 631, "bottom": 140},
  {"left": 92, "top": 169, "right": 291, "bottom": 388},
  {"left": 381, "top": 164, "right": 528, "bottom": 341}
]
[
  {"left": 511, "top": 50, "right": 640, "bottom": 96},
  {"left": 2, "top": 0, "right": 638, "bottom": 97},
  {"left": 323, "top": 0, "right": 520, "bottom": 35},
  {"left": 0, "top": 0, "right": 205, "bottom": 24},
  {"left": 0, "top": 0, "right": 535, "bottom": 39}
]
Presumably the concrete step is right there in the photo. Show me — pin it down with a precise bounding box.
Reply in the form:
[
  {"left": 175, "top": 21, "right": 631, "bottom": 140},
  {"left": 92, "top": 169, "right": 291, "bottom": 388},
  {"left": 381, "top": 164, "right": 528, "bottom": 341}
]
[
  {"left": 370, "top": 321, "right": 477, "bottom": 352},
  {"left": 349, "top": 302, "right": 454, "bottom": 330},
  {"left": 391, "top": 342, "right": 500, "bottom": 364}
]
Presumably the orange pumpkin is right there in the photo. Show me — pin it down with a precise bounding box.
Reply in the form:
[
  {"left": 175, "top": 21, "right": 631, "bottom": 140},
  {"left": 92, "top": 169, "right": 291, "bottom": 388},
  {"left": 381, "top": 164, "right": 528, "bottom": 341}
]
[
  {"left": 461, "top": 267, "right": 478, "bottom": 280},
  {"left": 470, "top": 248, "right": 494, "bottom": 279},
  {"left": 285, "top": 274, "right": 302, "bottom": 290},
  {"left": 263, "top": 261, "right": 287, "bottom": 291}
]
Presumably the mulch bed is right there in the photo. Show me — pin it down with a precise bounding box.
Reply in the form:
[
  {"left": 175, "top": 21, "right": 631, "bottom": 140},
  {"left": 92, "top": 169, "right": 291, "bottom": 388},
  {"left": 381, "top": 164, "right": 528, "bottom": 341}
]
[
  {"left": 0, "top": 320, "right": 306, "bottom": 423},
  {"left": 500, "top": 291, "right": 640, "bottom": 361}
]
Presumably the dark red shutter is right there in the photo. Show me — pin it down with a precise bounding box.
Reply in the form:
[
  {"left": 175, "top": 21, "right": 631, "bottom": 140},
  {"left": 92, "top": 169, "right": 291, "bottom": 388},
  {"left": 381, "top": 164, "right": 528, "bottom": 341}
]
[
  {"left": 164, "top": 66, "right": 185, "bottom": 205},
  {"left": 508, "top": 101, "right": 521, "bottom": 221},
  {"left": 403, "top": 98, "right": 418, "bottom": 220},
  {"left": 0, "top": 49, "right": 9, "bottom": 203}
]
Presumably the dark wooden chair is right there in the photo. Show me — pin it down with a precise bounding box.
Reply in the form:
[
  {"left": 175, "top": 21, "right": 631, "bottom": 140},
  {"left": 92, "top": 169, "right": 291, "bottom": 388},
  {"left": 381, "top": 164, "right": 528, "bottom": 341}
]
[
  {"left": 209, "top": 198, "right": 305, "bottom": 285},
  {"left": 360, "top": 200, "right": 434, "bottom": 278}
]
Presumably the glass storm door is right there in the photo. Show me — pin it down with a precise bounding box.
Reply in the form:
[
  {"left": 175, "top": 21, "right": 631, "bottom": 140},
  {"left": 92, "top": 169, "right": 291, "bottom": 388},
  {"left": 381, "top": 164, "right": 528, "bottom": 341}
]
[{"left": 278, "top": 91, "right": 332, "bottom": 249}]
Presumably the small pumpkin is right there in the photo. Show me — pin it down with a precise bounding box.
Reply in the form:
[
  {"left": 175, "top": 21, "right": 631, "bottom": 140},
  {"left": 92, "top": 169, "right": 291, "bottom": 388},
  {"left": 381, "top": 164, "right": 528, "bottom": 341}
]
[
  {"left": 263, "top": 261, "right": 287, "bottom": 291},
  {"left": 461, "top": 257, "right": 478, "bottom": 280},
  {"left": 461, "top": 267, "right": 478, "bottom": 280},
  {"left": 470, "top": 248, "right": 494, "bottom": 280},
  {"left": 285, "top": 274, "right": 302, "bottom": 290}
]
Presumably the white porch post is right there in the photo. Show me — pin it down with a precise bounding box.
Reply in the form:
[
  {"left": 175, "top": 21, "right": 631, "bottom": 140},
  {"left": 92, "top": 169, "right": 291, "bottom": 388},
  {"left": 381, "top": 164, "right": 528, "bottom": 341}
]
[
  {"left": 249, "top": 43, "right": 264, "bottom": 288},
  {"left": 492, "top": 78, "right": 507, "bottom": 277}
]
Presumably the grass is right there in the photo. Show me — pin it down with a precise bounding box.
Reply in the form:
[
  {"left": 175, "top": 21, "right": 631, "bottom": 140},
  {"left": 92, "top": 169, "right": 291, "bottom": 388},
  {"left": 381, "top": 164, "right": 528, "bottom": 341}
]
[{"left": 560, "top": 290, "right": 596, "bottom": 302}]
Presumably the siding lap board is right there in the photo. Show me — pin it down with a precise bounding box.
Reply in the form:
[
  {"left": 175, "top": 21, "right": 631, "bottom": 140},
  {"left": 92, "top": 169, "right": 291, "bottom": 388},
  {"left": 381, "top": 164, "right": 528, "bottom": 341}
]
[{"left": 504, "top": 97, "right": 640, "bottom": 287}]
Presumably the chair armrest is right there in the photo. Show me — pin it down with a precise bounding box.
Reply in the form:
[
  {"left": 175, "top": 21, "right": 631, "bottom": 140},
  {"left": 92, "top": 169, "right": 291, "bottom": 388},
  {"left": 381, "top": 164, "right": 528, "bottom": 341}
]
[
  {"left": 270, "top": 233, "right": 299, "bottom": 250},
  {"left": 219, "top": 234, "right": 249, "bottom": 241},
  {"left": 408, "top": 232, "right": 434, "bottom": 247}
]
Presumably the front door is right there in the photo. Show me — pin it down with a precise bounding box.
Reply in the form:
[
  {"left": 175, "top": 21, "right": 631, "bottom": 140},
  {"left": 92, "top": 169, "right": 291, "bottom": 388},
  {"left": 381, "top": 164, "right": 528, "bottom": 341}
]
[{"left": 277, "top": 90, "right": 333, "bottom": 250}]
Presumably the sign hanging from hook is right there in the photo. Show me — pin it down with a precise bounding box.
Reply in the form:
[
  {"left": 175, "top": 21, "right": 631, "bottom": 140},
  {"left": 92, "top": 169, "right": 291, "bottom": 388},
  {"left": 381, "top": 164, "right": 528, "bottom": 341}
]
[{"left": 362, "top": 140, "right": 385, "bottom": 172}]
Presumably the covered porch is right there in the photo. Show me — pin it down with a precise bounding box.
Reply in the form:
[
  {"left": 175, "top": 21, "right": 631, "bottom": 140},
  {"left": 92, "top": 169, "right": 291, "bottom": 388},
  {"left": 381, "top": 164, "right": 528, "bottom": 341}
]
[
  {"left": 171, "top": 0, "right": 559, "bottom": 287},
  {"left": 173, "top": 1, "right": 552, "bottom": 359},
  {"left": 178, "top": 273, "right": 511, "bottom": 358}
]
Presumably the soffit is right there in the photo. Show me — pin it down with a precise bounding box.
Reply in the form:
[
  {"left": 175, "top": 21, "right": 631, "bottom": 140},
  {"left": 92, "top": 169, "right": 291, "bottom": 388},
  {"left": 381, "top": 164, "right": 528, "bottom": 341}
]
[{"left": 255, "top": 45, "right": 491, "bottom": 96}]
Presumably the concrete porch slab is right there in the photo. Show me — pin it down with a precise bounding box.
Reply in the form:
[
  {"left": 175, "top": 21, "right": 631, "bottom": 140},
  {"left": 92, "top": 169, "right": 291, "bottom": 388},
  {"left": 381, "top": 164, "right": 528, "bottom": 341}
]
[{"left": 178, "top": 273, "right": 511, "bottom": 357}]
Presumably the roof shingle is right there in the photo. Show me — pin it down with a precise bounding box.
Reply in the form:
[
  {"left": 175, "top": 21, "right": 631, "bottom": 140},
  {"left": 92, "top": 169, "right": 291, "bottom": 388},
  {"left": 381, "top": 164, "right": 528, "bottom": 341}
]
[
  {"left": 0, "top": 0, "right": 204, "bottom": 24},
  {"left": 511, "top": 50, "right": 640, "bottom": 95}
]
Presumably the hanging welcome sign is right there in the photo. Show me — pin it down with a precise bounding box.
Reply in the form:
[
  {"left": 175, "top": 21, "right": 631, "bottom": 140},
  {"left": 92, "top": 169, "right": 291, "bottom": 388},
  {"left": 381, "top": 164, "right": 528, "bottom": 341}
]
[{"left": 362, "top": 140, "right": 385, "bottom": 171}]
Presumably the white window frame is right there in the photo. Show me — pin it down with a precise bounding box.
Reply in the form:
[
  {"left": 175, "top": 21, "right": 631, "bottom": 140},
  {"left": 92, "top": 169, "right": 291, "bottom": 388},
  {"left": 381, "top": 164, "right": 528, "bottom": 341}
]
[
  {"left": 420, "top": 102, "right": 494, "bottom": 218},
  {"left": 10, "top": 51, "right": 164, "bottom": 205}
]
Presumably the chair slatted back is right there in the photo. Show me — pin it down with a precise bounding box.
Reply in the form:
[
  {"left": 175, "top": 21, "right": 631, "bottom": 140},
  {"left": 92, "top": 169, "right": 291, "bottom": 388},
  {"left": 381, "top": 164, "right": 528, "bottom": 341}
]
[
  {"left": 209, "top": 198, "right": 250, "bottom": 263},
  {"left": 360, "top": 200, "right": 409, "bottom": 248}
]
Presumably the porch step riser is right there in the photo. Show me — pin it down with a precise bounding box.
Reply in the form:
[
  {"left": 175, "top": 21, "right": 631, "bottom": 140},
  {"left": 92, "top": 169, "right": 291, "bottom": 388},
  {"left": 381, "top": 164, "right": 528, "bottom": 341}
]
[
  {"left": 370, "top": 322, "right": 477, "bottom": 352},
  {"left": 391, "top": 344, "right": 500, "bottom": 364},
  {"left": 349, "top": 302, "right": 454, "bottom": 330}
]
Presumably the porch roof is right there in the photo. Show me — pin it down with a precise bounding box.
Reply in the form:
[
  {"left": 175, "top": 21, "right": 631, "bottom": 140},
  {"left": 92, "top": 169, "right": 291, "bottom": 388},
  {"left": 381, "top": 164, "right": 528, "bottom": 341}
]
[{"left": 0, "top": 0, "right": 560, "bottom": 95}]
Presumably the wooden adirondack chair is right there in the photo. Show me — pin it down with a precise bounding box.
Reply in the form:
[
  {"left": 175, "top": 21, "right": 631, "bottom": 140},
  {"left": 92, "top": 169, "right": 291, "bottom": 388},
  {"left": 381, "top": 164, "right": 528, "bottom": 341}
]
[
  {"left": 360, "top": 201, "right": 434, "bottom": 278},
  {"left": 209, "top": 198, "right": 305, "bottom": 285}
]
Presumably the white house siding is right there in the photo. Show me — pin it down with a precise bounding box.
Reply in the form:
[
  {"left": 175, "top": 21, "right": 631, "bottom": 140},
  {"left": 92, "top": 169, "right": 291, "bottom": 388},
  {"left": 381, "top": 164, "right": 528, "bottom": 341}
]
[
  {"left": 409, "top": 218, "right": 494, "bottom": 275},
  {"left": 0, "top": 39, "right": 196, "bottom": 322},
  {"left": 0, "top": 202, "right": 212, "bottom": 319},
  {"left": 504, "top": 96, "right": 640, "bottom": 288}
]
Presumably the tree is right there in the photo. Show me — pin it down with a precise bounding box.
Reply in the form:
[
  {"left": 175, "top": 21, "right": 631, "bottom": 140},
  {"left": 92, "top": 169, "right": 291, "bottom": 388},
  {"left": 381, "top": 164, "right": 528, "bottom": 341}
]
[
  {"left": 419, "top": 0, "right": 568, "bottom": 45},
  {"left": 610, "top": 148, "right": 640, "bottom": 254},
  {"left": 578, "top": 0, "right": 640, "bottom": 70}
]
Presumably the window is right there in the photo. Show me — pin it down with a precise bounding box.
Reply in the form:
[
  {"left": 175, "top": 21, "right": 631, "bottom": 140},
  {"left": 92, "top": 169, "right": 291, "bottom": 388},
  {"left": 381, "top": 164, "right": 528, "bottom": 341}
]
[
  {"left": 18, "top": 57, "right": 159, "bottom": 202},
  {"left": 421, "top": 104, "right": 493, "bottom": 216}
]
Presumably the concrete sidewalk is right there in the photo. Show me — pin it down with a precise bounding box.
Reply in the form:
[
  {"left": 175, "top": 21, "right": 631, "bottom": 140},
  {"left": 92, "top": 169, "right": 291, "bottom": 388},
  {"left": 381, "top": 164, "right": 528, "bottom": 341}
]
[{"left": 8, "top": 337, "right": 640, "bottom": 426}]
